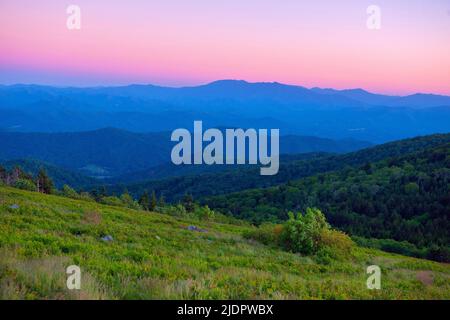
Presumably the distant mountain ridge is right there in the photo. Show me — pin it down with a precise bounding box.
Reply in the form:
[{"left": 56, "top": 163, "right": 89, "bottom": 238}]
[
  {"left": 1, "top": 80, "right": 449, "bottom": 142},
  {"left": 311, "top": 87, "right": 450, "bottom": 108},
  {"left": 0, "top": 127, "right": 372, "bottom": 179},
  {"left": 3, "top": 80, "right": 449, "bottom": 108}
]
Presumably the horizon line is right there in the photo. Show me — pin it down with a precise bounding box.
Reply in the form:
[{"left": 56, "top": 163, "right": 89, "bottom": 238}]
[{"left": 1, "top": 79, "right": 450, "bottom": 99}]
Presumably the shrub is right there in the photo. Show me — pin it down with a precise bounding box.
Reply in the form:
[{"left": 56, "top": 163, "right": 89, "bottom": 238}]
[
  {"left": 316, "top": 229, "right": 354, "bottom": 261},
  {"left": 194, "top": 205, "right": 215, "bottom": 220},
  {"left": 244, "top": 208, "right": 353, "bottom": 260},
  {"left": 243, "top": 223, "right": 282, "bottom": 246},
  {"left": 79, "top": 192, "right": 95, "bottom": 202},
  {"left": 158, "top": 204, "right": 187, "bottom": 217},
  {"left": 14, "top": 179, "right": 37, "bottom": 192},
  {"left": 120, "top": 192, "right": 142, "bottom": 210},
  {"left": 280, "top": 208, "right": 329, "bottom": 255},
  {"left": 353, "top": 237, "right": 427, "bottom": 259},
  {"left": 62, "top": 185, "right": 80, "bottom": 199},
  {"left": 100, "top": 196, "right": 124, "bottom": 207}
]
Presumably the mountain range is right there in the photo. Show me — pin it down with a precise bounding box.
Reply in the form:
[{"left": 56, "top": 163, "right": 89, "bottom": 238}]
[
  {"left": 0, "top": 127, "right": 371, "bottom": 180},
  {"left": 1, "top": 80, "right": 450, "bottom": 142}
]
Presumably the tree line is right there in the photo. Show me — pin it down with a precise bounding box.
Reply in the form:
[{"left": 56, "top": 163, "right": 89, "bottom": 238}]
[{"left": 0, "top": 166, "right": 54, "bottom": 194}]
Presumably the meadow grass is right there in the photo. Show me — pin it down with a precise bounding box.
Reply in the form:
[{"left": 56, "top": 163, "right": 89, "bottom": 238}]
[{"left": 0, "top": 186, "right": 448, "bottom": 300}]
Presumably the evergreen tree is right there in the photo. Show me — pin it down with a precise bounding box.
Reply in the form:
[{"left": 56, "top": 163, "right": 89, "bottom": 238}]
[
  {"left": 0, "top": 165, "right": 6, "bottom": 184},
  {"left": 159, "top": 194, "right": 165, "bottom": 207},
  {"left": 150, "top": 190, "right": 157, "bottom": 211},
  {"left": 37, "top": 169, "right": 53, "bottom": 194},
  {"left": 139, "top": 190, "right": 150, "bottom": 211},
  {"left": 120, "top": 189, "right": 140, "bottom": 210},
  {"left": 182, "top": 193, "right": 195, "bottom": 212}
]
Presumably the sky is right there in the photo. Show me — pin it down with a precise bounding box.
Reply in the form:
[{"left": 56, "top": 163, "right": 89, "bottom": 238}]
[{"left": 0, "top": 0, "right": 449, "bottom": 95}]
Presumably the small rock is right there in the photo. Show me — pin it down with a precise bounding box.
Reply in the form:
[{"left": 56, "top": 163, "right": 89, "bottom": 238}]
[
  {"left": 155, "top": 235, "right": 161, "bottom": 240},
  {"left": 186, "top": 225, "right": 207, "bottom": 233},
  {"left": 101, "top": 235, "right": 114, "bottom": 242},
  {"left": 9, "top": 204, "right": 19, "bottom": 209}
]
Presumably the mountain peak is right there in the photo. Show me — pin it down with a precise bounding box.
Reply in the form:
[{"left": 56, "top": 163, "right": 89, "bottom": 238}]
[
  {"left": 204, "top": 79, "right": 249, "bottom": 87},
  {"left": 342, "top": 88, "right": 371, "bottom": 94}
]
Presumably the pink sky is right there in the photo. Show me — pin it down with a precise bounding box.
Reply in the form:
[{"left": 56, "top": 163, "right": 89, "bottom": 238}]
[{"left": 1, "top": 0, "right": 449, "bottom": 95}]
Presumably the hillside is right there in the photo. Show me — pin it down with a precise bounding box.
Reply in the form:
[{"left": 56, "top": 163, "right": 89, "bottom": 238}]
[
  {"left": 108, "top": 153, "right": 327, "bottom": 185},
  {"left": 203, "top": 142, "right": 450, "bottom": 260},
  {"left": 113, "top": 133, "right": 450, "bottom": 202},
  {"left": 0, "top": 186, "right": 449, "bottom": 299},
  {"left": 0, "top": 128, "right": 171, "bottom": 178},
  {"left": 0, "top": 128, "right": 371, "bottom": 179}
]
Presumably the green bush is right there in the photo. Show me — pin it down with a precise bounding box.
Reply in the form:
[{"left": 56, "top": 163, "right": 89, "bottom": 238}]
[
  {"left": 100, "top": 193, "right": 144, "bottom": 210},
  {"left": 157, "top": 204, "right": 187, "bottom": 217},
  {"left": 120, "top": 192, "right": 142, "bottom": 210},
  {"left": 100, "top": 196, "right": 124, "bottom": 207},
  {"left": 62, "top": 185, "right": 80, "bottom": 199},
  {"left": 194, "top": 205, "right": 215, "bottom": 220},
  {"left": 14, "top": 179, "right": 37, "bottom": 192},
  {"left": 353, "top": 237, "right": 427, "bottom": 259},
  {"left": 316, "top": 229, "right": 354, "bottom": 262},
  {"left": 244, "top": 208, "right": 351, "bottom": 258},
  {"left": 280, "top": 208, "right": 329, "bottom": 255}
]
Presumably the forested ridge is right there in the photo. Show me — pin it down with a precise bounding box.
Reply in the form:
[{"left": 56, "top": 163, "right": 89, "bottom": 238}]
[
  {"left": 117, "top": 133, "right": 450, "bottom": 202},
  {"left": 2, "top": 133, "right": 449, "bottom": 262},
  {"left": 203, "top": 139, "right": 450, "bottom": 260}
]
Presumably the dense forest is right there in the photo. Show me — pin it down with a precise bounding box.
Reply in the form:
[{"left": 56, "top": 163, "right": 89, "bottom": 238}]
[
  {"left": 115, "top": 133, "right": 450, "bottom": 202},
  {"left": 0, "top": 128, "right": 370, "bottom": 180},
  {"left": 203, "top": 142, "right": 450, "bottom": 261}
]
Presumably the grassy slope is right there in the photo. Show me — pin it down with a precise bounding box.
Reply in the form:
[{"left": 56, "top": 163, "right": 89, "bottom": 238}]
[{"left": 0, "top": 186, "right": 449, "bottom": 300}]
